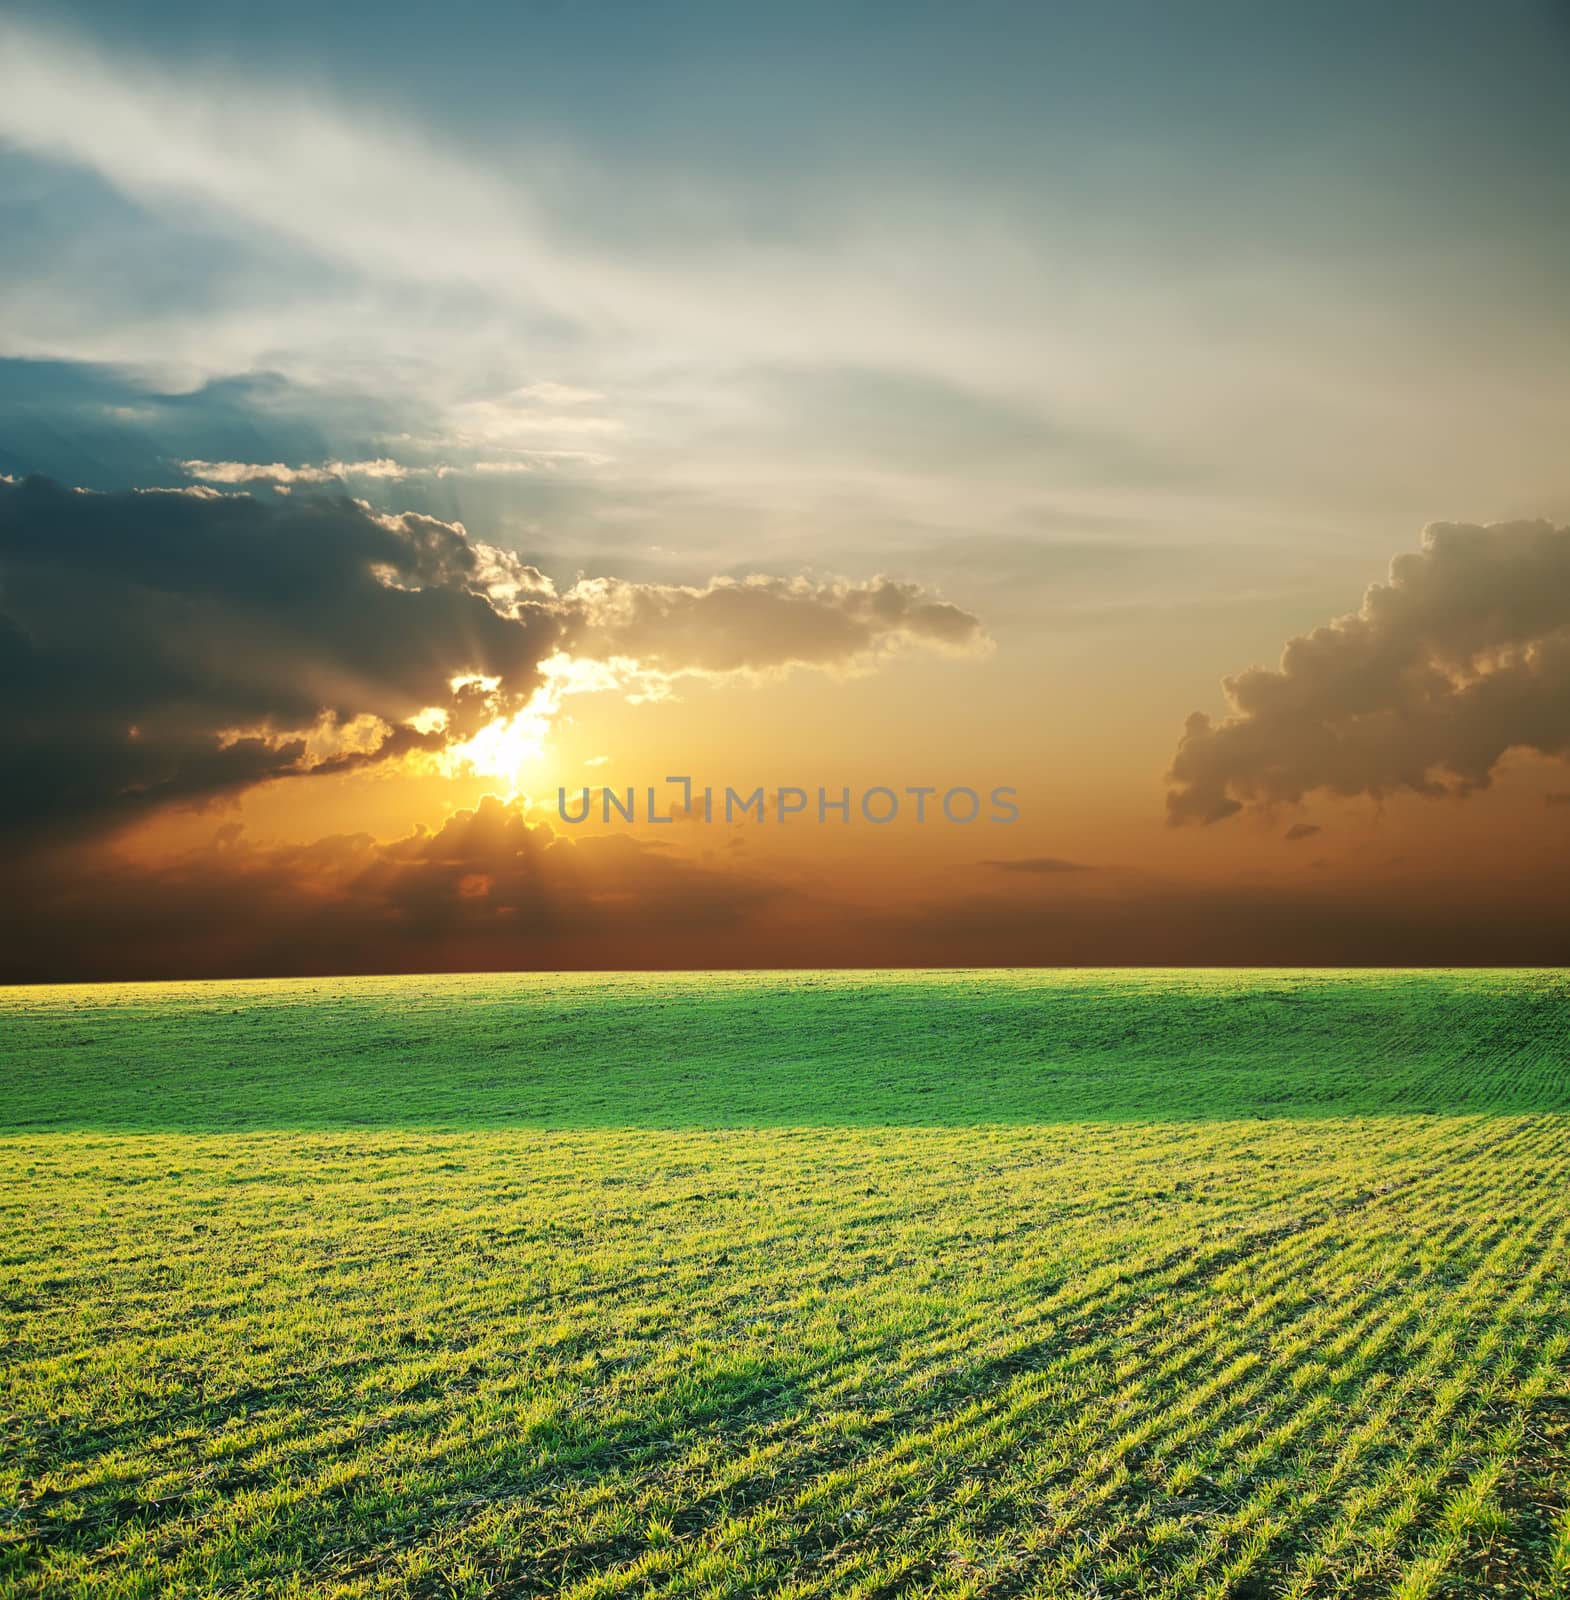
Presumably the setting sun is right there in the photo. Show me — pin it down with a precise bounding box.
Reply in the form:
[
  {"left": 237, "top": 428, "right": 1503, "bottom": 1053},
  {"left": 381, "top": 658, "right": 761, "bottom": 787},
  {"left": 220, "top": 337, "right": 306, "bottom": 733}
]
[{"left": 444, "top": 703, "right": 555, "bottom": 796}]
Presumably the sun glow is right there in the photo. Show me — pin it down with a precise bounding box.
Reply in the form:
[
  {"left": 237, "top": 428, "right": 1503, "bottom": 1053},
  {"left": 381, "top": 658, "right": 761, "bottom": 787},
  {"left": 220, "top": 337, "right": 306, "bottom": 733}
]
[
  {"left": 445, "top": 704, "right": 555, "bottom": 797},
  {"left": 436, "top": 655, "right": 625, "bottom": 798}
]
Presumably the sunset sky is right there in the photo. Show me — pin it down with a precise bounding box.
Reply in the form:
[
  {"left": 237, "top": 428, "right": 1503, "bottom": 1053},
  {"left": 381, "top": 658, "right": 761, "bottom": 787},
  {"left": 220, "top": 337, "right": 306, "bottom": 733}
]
[{"left": 6, "top": 1, "right": 1570, "bottom": 976}]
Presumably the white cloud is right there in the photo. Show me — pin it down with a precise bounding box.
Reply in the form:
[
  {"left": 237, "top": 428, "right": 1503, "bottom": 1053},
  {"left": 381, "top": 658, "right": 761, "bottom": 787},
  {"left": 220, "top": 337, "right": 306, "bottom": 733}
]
[
  {"left": 177, "top": 456, "right": 589, "bottom": 485},
  {"left": 180, "top": 458, "right": 411, "bottom": 484},
  {"left": 0, "top": 17, "right": 1080, "bottom": 407}
]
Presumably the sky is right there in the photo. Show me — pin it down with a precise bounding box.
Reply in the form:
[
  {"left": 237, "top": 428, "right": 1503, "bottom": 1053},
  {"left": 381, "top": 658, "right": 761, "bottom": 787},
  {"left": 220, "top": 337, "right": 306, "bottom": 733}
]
[{"left": 5, "top": 0, "right": 1570, "bottom": 976}]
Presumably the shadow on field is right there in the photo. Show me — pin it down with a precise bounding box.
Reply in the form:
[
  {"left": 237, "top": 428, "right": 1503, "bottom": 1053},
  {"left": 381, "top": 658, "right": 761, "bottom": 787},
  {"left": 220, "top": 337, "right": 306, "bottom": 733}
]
[
  {"left": 9, "top": 960, "right": 1568, "bottom": 1139},
  {"left": 2, "top": 969, "right": 1567, "bottom": 1132}
]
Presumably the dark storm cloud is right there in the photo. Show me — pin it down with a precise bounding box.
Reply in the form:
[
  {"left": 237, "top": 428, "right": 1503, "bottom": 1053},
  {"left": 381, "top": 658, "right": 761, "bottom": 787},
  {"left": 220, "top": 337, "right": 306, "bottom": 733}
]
[
  {"left": 0, "top": 475, "right": 561, "bottom": 836},
  {"left": 0, "top": 475, "right": 985, "bottom": 844},
  {"left": 1167, "top": 520, "right": 1570, "bottom": 824},
  {"left": 1283, "top": 823, "right": 1321, "bottom": 842}
]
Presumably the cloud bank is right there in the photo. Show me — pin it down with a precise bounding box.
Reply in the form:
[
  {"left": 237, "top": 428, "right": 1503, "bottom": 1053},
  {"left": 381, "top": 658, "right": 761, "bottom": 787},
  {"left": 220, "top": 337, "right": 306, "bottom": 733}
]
[
  {"left": 2, "top": 796, "right": 784, "bottom": 981},
  {"left": 10, "top": 796, "right": 1570, "bottom": 982},
  {"left": 1167, "top": 519, "right": 1570, "bottom": 823},
  {"left": 0, "top": 476, "right": 984, "bottom": 839}
]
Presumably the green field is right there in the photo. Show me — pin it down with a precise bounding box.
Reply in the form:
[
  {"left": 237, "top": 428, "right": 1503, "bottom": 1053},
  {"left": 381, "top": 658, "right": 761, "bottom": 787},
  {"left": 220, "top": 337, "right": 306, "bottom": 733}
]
[{"left": 2, "top": 970, "right": 1568, "bottom": 1597}]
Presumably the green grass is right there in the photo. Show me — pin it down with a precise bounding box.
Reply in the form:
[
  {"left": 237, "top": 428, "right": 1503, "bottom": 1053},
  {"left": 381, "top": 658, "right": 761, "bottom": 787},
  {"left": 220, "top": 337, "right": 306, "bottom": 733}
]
[
  {"left": 4, "top": 968, "right": 1569, "bottom": 1131},
  {"left": 1, "top": 970, "right": 1567, "bottom": 1597}
]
